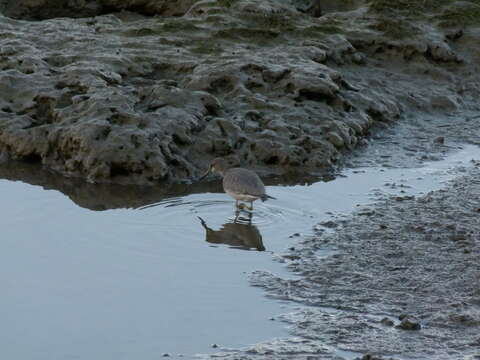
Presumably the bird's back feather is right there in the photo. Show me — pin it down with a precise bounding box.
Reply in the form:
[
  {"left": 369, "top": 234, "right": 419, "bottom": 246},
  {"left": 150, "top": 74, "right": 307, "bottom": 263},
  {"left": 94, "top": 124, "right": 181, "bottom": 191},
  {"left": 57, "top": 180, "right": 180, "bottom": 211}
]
[{"left": 223, "top": 168, "right": 265, "bottom": 197}]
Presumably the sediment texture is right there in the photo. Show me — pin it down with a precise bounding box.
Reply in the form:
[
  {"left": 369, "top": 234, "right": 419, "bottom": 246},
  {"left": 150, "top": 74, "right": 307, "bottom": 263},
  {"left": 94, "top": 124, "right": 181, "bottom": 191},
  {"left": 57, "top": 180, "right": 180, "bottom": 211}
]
[{"left": 0, "top": 0, "right": 479, "bottom": 184}]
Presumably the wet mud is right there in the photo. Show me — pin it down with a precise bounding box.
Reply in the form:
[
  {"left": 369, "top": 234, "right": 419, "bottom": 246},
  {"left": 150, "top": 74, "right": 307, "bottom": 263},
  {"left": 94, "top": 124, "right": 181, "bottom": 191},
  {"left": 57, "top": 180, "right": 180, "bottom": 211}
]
[{"left": 241, "top": 164, "right": 480, "bottom": 360}]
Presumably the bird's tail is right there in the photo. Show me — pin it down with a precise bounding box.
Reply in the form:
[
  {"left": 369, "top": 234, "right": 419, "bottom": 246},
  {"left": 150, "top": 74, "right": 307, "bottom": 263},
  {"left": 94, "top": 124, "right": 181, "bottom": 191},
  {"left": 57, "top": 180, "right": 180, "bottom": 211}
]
[{"left": 261, "top": 194, "right": 276, "bottom": 202}]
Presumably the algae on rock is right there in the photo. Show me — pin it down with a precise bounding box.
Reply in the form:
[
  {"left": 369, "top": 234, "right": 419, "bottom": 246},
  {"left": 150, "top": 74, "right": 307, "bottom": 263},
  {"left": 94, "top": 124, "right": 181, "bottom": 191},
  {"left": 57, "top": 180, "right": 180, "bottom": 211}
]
[{"left": 0, "top": 0, "right": 479, "bottom": 184}]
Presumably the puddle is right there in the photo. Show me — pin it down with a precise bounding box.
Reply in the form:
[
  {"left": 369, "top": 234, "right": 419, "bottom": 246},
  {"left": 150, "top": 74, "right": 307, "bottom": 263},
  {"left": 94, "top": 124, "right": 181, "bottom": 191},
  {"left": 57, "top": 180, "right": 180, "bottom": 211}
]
[
  {"left": 1, "top": 144, "right": 479, "bottom": 360},
  {"left": 0, "top": 185, "right": 289, "bottom": 360}
]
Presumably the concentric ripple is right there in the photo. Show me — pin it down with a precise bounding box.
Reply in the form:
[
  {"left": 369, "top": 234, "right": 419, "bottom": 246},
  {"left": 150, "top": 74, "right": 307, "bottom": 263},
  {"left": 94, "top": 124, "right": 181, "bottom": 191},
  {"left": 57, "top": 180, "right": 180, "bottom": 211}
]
[
  {"left": 130, "top": 191, "right": 315, "bottom": 252},
  {"left": 99, "top": 188, "right": 319, "bottom": 256}
]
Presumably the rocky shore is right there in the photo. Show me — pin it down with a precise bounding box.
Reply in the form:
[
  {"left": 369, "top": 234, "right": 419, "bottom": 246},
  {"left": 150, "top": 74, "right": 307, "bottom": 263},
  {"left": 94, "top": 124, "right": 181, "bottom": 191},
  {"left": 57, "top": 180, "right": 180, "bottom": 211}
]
[
  {"left": 1, "top": 0, "right": 479, "bottom": 184},
  {"left": 1, "top": 2, "right": 479, "bottom": 359}
]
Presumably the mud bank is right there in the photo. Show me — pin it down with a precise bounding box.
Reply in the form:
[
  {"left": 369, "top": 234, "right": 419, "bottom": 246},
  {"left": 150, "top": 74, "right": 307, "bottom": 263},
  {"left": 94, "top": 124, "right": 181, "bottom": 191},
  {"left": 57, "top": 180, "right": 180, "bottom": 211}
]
[{"left": 0, "top": 1, "right": 479, "bottom": 184}]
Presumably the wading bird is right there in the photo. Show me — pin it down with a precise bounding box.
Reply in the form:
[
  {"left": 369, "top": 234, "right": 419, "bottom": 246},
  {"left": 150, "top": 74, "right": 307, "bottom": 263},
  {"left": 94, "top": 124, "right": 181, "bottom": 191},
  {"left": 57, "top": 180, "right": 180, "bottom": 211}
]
[{"left": 199, "top": 158, "right": 276, "bottom": 211}]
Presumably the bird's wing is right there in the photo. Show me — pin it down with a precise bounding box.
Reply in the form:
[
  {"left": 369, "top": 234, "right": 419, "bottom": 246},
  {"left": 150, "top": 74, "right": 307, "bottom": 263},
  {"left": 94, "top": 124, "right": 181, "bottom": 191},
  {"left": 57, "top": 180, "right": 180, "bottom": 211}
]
[{"left": 223, "top": 168, "right": 265, "bottom": 196}]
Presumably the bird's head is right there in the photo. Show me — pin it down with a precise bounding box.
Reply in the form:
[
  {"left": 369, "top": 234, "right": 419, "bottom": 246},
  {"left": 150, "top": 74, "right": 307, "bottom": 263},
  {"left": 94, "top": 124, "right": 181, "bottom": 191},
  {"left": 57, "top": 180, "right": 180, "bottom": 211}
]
[{"left": 199, "top": 158, "right": 230, "bottom": 180}]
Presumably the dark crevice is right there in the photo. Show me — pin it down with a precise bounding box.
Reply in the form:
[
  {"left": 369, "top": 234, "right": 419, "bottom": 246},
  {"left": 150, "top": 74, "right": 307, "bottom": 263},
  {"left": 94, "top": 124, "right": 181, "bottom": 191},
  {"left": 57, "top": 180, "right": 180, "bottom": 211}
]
[
  {"left": 172, "top": 133, "right": 188, "bottom": 145},
  {"left": 366, "top": 108, "right": 387, "bottom": 122},
  {"left": 1, "top": 1, "right": 107, "bottom": 20},
  {"left": 1, "top": 0, "right": 193, "bottom": 21},
  {"left": 21, "top": 152, "right": 42, "bottom": 163},
  {"left": 298, "top": 89, "right": 334, "bottom": 103},
  {"left": 216, "top": 122, "right": 227, "bottom": 137},
  {"left": 110, "top": 164, "right": 131, "bottom": 177},
  {"left": 204, "top": 104, "right": 220, "bottom": 117},
  {"left": 209, "top": 77, "right": 235, "bottom": 95},
  {"left": 265, "top": 156, "right": 279, "bottom": 165}
]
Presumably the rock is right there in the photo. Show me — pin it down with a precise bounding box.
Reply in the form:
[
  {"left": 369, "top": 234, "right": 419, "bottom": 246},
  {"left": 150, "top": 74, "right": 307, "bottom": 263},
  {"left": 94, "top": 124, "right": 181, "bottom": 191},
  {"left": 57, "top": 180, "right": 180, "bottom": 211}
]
[
  {"left": 101, "top": 0, "right": 198, "bottom": 17},
  {"left": 430, "top": 95, "right": 458, "bottom": 111},
  {"left": 352, "top": 52, "right": 367, "bottom": 65},
  {"left": 434, "top": 136, "right": 445, "bottom": 144},
  {"left": 294, "top": 0, "right": 322, "bottom": 17},
  {"left": 394, "top": 195, "right": 414, "bottom": 201},
  {"left": 396, "top": 316, "right": 421, "bottom": 331},
  {"left": 325, "top": 34, "right": 356, "bottom": 64},
  {"left": 445, "top": 29, "right": 464, "bottom": 41},
  {"left": 0, "top": 0, "right": 198, "bottom": 19},
  {"left": 357, "top": 355, "right": 385, "bottom": 360},
  {"left": 327, "top": 132, "right": 345, "bottom": 148},
  {"left": 358, "top": 208, "right": 375, "bottom": 216},
  {"left": 319, "top": 220, "right": 338, "bottom": 228},
  {"left": 380, "top": 317, "right": 394, "bottom": 327},
  {"left": 0, "top": 0, "right": 478, "bottom": 185},
  {"left": 427, "top": 41, "right": 461, "bottom": 63},
  {"left": 0, "top": 0, "right": 103, "bottom": 19},
  {"left": 358, "top": 138, "right": 369, "bottom": 147},
  {"left": 450, "top": 231, "right": 468, "bottom": 241}
]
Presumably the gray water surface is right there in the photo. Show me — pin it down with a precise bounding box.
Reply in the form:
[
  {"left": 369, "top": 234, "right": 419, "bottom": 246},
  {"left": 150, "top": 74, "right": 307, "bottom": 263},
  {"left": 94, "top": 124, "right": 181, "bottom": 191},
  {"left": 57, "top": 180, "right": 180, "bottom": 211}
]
[{"left": 1, "top": 144, "right": 479, "bottom": 360}]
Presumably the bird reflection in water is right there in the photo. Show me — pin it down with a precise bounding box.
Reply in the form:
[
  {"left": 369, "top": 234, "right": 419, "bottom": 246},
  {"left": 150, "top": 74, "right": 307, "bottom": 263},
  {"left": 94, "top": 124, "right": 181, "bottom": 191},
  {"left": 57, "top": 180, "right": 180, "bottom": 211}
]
[{"left": 198, "top": 214, "right": 265, "bottom": 251}]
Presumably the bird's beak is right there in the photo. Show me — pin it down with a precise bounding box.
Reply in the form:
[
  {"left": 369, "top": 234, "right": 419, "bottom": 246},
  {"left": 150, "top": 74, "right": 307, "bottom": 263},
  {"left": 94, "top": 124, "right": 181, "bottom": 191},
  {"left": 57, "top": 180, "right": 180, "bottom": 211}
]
[{"left": 198, "top": 166, "right": 211, "bottom": 181}]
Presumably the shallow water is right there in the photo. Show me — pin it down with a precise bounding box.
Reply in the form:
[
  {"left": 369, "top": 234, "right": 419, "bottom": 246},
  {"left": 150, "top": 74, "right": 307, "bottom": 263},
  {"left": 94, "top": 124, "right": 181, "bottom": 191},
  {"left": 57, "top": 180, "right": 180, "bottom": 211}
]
[{"left": 1, "top": 144, "right": 479, "bottom": 359}]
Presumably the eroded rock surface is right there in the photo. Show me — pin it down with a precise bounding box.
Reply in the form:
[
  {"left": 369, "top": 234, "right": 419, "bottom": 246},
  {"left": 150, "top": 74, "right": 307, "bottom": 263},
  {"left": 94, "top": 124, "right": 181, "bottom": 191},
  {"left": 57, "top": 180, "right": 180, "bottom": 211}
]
[{"left": 0, "top": 0, "right": 479, "bottom": 184}]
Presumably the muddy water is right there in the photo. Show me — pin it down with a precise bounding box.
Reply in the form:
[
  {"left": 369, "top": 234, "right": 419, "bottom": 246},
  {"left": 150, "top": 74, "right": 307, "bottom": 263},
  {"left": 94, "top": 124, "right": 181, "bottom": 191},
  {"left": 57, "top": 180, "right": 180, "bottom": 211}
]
[{"left": 1, "top": 145, "right": 480, "bottom": 360}]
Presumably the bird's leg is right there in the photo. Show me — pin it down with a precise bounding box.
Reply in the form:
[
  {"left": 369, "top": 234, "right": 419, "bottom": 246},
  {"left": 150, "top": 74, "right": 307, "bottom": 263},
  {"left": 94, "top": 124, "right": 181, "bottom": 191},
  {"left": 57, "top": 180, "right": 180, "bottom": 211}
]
[
  {"left": 197, "top": 217, "right": 211, "bottom": 231},
  {"left": 246, "top": 201, "right": 253, "bottom": 212},
  {"left": 235, "top": 200, "right": 239, "bottom": 209},
  {"left": 234, "top": 209, "right": 240, "bottom": 222}
]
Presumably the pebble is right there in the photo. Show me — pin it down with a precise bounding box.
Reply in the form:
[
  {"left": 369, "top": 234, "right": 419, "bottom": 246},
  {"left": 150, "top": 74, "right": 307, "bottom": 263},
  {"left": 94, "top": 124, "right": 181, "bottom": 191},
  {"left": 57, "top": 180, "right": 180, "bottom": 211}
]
[
  {"left": 357, "top": 354, "right": 385, "bottom": 360},
  {"left": 396, "top": 315, "right": 421, "bottom": 330},
  {"left": 320, "top": 220, "right": 339, "bottom": 228},
  {"left": 380, "top": 317, "right": 394, "bottom": 327},
  {"left": 394, "top": 195, "right": 415, "bottom": 201},
  {"left": 451, "top": 231, "right": 468, "bottom": 241}
]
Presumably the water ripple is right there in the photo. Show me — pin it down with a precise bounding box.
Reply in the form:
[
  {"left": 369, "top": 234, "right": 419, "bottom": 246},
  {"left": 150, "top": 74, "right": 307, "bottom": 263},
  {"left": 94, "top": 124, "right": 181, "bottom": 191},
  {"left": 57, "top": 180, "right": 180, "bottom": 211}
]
[{"left": 135, "top": 194, "right": 310, "bottom": 233}]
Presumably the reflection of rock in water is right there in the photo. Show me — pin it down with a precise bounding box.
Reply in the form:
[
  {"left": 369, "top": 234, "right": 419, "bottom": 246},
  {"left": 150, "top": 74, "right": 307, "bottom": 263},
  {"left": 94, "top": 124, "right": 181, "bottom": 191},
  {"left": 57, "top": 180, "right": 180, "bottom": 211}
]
[
  {"left": 317, "top": 0, "right": 365, "bottom": 14},
  {"left": 198, "top": 217, "right": 265, "bottom": 251},
  {"left": 0, "top": 160, "right": 222, "bottom": 210},
  {"left": 0, "top": 160, "right": 328, "bottom": 211},
  {"left": 294, "top": 0, "right": 365, "bottom": 17}
]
